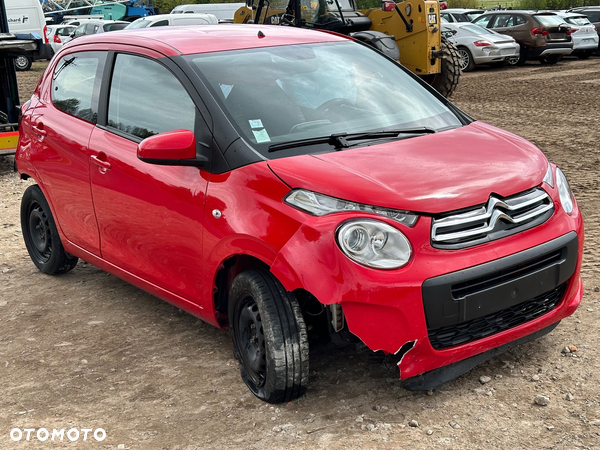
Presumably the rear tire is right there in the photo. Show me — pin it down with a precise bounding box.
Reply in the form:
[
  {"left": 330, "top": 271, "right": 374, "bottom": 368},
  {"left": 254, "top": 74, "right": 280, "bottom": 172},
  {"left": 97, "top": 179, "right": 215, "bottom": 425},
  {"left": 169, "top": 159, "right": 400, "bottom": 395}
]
[
  {"left": 576, "top": 52, "right": 591, "bottom": 60},
  {"left": 457, "top": 47, "right": 475, "bottom": 72},
  {"left": 508, "top": 46, "right": 526, "bottom": 66},
  {"left": 14, "top": 54, "right": 33, "bottom": 71},
  {"left": 21, "top": 185, "right": 78, "bottom": 275},
  {"left": 424, "top": 38, "right": 461, "bottom": 98},
  {"left": 229, "top": 269, "right": 309, "bottom": 403},
  {"left": 540, "top": 55, "right": 562, "bottom": 65}
]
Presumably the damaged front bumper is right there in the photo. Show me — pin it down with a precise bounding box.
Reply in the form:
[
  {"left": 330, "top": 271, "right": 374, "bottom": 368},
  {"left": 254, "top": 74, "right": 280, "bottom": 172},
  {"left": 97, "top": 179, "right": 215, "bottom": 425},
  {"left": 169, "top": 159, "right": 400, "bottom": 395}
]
[{"left": 272, "top": 193, "right": 583, "bottom": 387}]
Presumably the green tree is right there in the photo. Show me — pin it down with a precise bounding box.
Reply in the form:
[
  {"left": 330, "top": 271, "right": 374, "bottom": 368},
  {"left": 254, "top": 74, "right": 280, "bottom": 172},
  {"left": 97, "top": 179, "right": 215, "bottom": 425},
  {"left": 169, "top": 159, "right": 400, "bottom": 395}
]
[{"left": 447, "top": 0, "right": 480, "bottom": 8}]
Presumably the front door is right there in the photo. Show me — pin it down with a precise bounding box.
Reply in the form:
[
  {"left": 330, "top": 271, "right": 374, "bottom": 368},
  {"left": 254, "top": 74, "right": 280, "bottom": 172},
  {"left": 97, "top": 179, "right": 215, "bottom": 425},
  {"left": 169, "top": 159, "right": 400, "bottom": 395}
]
[{"left": 89, "top": 52, "right": 210, "bottom": 303}]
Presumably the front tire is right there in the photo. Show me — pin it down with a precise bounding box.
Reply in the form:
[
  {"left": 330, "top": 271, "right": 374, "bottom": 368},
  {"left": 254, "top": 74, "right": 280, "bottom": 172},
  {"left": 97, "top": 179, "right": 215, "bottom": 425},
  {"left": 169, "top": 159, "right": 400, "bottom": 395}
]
[
  {"left": 424, "top": 38, "right": 461, "bottom": 98},
  {"left": 14, "top": 54, "right": 33, "bottom": 71},
  {"left": 21, "top": 185, "right": 78, "bottom": 274},
  {"left": 229, "top": 269, "right": 309, "bottom": 403}
]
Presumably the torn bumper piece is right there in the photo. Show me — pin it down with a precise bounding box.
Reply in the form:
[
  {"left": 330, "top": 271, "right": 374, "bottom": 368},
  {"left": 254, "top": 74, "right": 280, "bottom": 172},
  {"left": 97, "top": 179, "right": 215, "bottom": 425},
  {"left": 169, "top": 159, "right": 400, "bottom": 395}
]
[{"left": 402, "top": 321, "right": 559, "bottom": 391}]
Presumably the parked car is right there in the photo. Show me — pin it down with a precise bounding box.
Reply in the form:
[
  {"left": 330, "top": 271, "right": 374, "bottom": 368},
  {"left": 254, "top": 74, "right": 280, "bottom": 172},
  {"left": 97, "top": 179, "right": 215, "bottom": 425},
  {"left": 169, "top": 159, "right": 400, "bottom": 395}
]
[
  {"left": 170, "top": 3, "right": 245, "bottom": 22},
  {"left": 442, "top": 22, "right": 519, "bottom": 71},
  {"left": 126, "top": 13, "right": 218, "bottom": 29},
  {"left": 558, "top": 11, "right": 599, "bottom": 58},
  {"left": 473, "top": 11, "right": 574, "bottom": 65},
  {"left": 45, "top": 25, "right": 76, "bottom": 54},
  {"left": 60, "top": 15, "right": 104, "bottom": 26},
  {"left": 16, "top": 25, "right": 583, "bottom": 403},
  {"left": 4, "top": 0, "right": 52, "bottom": 70},
  {"left": 441, "top": 8, "right": 484, "bottom": 23},
  {"left": 567, "top": 6, "right": 600, "bottom": 55},
  {"left": 70, "top": 20, "right": 129, "bottom": 39}
]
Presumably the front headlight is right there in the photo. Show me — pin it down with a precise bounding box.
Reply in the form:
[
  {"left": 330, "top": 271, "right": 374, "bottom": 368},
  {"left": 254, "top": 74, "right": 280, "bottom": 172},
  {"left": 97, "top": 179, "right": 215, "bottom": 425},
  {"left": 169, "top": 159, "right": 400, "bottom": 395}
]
[
  {"left": 555, "top": 168, "right": 574, "bottom": 214},
  {"left": 336, "top": 219, "right": 412, "bottom": 269},
  {"left": 285, "top": 189, "right": 418, "bottom": 227}
]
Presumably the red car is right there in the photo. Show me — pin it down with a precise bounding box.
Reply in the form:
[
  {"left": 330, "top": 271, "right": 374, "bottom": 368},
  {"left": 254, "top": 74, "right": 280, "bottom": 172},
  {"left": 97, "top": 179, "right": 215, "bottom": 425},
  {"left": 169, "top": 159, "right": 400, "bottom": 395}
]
[{"left": 16, "top": 25, "right": 583, "bottom": 403}]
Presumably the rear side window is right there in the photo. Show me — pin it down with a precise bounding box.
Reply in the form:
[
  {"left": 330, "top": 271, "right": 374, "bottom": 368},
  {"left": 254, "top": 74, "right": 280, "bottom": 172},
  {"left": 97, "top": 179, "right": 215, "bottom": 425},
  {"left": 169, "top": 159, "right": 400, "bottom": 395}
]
[
  {"left": 492, "top": 14, "right": 512, "bottom": 28},
  {"left": 51, "top": 52, "right": 106, "bottom": 123},
  {"left": 149, "top": 19, "right": 169, "bottom": 27},
  {"left": 514, "top": 15, "right": 527, "bottom": 25},
  {"left": 107, "top": 54, "right": 196, "bottom": 139}
]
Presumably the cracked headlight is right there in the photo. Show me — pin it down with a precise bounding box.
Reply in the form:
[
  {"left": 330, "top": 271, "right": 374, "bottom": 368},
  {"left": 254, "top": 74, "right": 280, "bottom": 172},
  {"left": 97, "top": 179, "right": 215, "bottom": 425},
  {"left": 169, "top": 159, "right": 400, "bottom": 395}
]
[
  {"left": 555, "top": 167, "right": 574, "bottom": 214},
  {"left": 285, "top": 189, "right": 418, "bottom": 227},
  {"left": 336, "top": 219, "right": 412, "bottom": 269}
]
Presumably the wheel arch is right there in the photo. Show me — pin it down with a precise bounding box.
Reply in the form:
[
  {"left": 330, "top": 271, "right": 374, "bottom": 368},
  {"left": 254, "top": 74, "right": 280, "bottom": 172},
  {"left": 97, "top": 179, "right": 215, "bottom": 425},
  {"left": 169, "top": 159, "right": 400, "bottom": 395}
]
[
  {"left": 210, "top": 243, "right": 315, "bottom": 328},
  {"left": 17, "top": 172, "right": 68, "bottom": 243}
]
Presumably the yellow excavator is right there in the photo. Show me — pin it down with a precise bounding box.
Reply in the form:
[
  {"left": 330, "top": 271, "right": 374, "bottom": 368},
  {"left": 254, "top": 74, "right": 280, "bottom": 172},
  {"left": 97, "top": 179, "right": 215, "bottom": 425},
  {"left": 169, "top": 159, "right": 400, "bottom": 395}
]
[{"left": 234, "top": 0, "right": 461, "bottom": 97}]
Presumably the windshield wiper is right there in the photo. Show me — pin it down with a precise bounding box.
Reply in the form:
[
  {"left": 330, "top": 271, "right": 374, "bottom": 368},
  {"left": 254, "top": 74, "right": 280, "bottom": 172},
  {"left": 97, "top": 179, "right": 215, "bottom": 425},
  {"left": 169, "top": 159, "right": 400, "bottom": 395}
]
[{"left": 268, "top": 127, "right": 436, "bottom": 152}]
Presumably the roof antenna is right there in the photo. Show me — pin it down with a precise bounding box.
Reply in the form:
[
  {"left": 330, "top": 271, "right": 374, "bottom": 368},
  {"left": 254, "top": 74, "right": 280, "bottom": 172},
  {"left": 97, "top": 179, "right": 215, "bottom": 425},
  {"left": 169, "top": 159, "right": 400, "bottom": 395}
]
[{"left": 257, "top": 30, "right": 265, "bottom": 38}]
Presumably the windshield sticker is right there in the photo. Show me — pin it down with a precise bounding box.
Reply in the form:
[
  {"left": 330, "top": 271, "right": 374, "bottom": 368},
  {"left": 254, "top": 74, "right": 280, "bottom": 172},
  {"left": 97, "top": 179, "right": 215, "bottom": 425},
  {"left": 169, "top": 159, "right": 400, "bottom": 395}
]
[
  {"left": 249, "top": 119, "right": 264, "bottom": 129},
  {"left": 252, "top": 128, "right": 271, "bottom": 143},
  {"left": 220, "top": 84, "right": 233, "bottom": 98}
]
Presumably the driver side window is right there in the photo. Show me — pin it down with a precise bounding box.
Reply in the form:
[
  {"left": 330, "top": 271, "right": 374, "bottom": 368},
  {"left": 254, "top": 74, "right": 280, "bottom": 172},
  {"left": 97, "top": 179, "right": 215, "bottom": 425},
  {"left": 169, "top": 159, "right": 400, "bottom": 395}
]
[{"left": 107, "top": 54, "right": 197, "bottom": 140}]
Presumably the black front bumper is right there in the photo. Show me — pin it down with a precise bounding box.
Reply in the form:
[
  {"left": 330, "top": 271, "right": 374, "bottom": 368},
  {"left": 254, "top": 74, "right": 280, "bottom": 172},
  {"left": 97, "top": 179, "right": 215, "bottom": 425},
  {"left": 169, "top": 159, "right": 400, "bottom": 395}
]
[
  {"left": 403, "top": 321, "right": 560, "bottom": 391},
  {"left": 422, "top": 232, "right": 578, "bottom": 350}
]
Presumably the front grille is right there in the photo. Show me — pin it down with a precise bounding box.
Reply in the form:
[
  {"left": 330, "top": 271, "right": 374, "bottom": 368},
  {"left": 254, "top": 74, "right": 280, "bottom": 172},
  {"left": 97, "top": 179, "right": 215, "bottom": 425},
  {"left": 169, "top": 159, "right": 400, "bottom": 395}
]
[
  {"left": 431, "top": 188, "right": 554, "bottom": 250},
  {"left": 428, "top": 284, "right": 566, "bottom": 350},
  {"left": 451, "top": 250, "right": 563, "bottom": 299}
]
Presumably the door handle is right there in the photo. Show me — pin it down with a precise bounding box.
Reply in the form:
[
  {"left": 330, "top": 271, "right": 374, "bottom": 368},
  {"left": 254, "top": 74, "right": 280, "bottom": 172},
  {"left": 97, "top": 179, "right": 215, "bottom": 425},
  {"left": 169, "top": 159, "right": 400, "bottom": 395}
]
[
  {"left": 32, "top": 124, "right": 46, "bottom": 136},
  {"left": 90, "top": 154, "right": 111, "bottom": 170}
]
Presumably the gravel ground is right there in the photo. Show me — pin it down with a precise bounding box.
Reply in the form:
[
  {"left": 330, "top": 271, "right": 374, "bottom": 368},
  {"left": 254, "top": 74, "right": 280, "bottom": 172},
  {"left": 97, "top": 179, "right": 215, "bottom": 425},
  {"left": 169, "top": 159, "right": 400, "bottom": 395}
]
[{"left": 1, "top": 58, "right": 599, "bottom": 449}]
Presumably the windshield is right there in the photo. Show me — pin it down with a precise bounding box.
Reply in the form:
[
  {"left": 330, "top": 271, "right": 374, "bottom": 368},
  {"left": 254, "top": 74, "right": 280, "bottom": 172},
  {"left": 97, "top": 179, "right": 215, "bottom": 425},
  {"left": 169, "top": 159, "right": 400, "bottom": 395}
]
[
  {"left": 465, "top": 11, "right": 483, "bottom": 20},
  {"left": 461, "top": 24, "right": 494, "bottom": 35},
  {"left": 127, "top": 18, "right": 152, "bottom": 28},
  {"left": 185, "top": 42, "right": 462, "bottom": 157}
]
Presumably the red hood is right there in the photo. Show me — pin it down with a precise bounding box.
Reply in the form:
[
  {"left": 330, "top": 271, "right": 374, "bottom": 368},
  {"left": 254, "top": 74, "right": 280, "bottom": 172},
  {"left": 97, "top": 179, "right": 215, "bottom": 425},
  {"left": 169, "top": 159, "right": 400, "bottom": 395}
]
[{"left": 267, "top": 122, "right": 548, "bottom": 214}]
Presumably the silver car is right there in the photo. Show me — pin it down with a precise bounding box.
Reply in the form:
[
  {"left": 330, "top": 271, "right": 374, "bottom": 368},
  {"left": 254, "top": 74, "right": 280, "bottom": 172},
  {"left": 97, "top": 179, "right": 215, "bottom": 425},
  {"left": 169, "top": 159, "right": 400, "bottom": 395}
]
[
  {"left": 45, "top": 25, "right": 76, "bottom": 54},
  {"left": 558, "top": 12, "right": 599, "bottom": 58},
  {"left": 442, "top": 22, "right": 520, "bottom": 71},
  {"left": 441, "top": 8, "right": 485, "bottom": 23}
]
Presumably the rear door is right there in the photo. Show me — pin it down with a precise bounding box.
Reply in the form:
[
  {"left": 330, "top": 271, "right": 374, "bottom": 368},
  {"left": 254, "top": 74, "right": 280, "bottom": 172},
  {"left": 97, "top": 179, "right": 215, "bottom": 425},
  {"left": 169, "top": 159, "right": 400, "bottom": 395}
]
[
  {"left": 88, "top": 50, "right": 211, "bottom": 303},
  {"left": 28, "top": 51, "right": 106, "bottom": 255}
]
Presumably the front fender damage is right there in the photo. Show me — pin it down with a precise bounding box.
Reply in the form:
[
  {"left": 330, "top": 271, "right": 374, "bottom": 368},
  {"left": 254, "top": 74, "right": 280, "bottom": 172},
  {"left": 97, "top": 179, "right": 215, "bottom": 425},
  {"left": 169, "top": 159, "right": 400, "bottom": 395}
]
[{"left": 271, "top": 219, "right": 427, "bottom": 375}]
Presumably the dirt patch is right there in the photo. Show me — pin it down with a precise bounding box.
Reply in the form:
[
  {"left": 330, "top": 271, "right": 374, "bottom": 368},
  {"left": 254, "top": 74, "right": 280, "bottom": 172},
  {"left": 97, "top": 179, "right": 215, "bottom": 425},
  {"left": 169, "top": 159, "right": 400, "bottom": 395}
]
[{"left": 1, "top": 58, "right": 599, "bottom": 449}]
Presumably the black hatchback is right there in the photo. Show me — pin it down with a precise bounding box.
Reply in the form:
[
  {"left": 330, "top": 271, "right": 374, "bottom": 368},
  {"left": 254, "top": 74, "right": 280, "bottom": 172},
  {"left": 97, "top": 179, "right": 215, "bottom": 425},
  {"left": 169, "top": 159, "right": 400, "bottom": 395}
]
[{"left": 473, "top": 11, "right": 573, "bottom": 65}]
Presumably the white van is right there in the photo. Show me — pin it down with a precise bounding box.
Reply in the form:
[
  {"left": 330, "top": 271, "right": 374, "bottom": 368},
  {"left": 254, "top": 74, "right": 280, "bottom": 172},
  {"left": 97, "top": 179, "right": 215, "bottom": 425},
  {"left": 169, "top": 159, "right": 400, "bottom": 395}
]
[
  {"left": 170, "top": 3, "right": 245, "bottom": 22},
  {"left": 126, "top": 13, "right": 218, "bottom": 29},
  {"left": 4, "top": 0, "right": 52, "bottom": 70}
]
